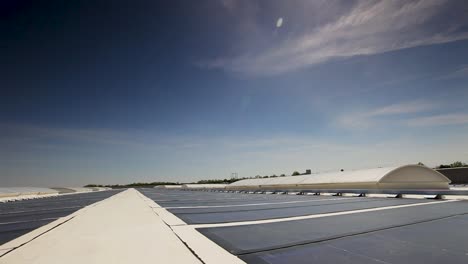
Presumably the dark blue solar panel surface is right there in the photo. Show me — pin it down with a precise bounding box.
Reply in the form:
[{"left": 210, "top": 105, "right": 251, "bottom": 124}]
[
  {"left": 172, "top": 198, "right": 431, "bottom": 224},
  {"left": 140, "top": 189, "right": 321, "bottom": 207},
  {"left": 240, "top": 214, "right": 468, "bottom": 264},
  {"left": 0, "top": 190, "right": 122, "bottom": 245},
  {"left": 198, "top": 201, "right": 468, "bottom": 254},
  {"left": 140, "top": 188, "right": 468, "bottom": 264}
]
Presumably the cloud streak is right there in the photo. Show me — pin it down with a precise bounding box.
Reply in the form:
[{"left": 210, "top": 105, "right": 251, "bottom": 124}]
[
  {"left": 436, "top": 65, "right": 468, "bottom": 80},
  {"left": 337, "top": 100, "right": 437, "bottom": 129},
  {"left": 337, "top": 99, "right": 468, "bottom": 129},
  {"left": 368, "top": 101, "right": 436, "bottom": 116},
  {"left": 205, "top": 0, "right": 468, "bottom": 76},
  {"left": 409, "top": 113, "right": 468, "bottom": 126},
  {"left": 2, "top": 121, "right": 468, "bottom": 186}
]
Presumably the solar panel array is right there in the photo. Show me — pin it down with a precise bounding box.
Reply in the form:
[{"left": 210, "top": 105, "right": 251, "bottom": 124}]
[
  {"left": 0, "top": 189, "right": 122, "bottom": 245},
  {"left": 140, "top": 189, "right": 468, "bottom": 264}
]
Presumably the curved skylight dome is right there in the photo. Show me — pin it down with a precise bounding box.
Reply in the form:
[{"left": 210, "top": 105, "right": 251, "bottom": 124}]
[{"left": 227, "top": 165, "right": 451, "bottom": 190}]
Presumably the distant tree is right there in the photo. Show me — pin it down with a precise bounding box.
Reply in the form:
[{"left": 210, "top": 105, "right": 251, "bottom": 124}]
[
  {"left": 438, "top": 164, "right": 451, "bottom": 169},
  {"left": 417, "top": 162, "right": 425, "bottom": 166},
  {"left": 437, "top": 161, "right": 468, "bottom": 169},
  {"left": 451, "top": 161, "right": 467, "bottom": 168},
  {"left": 292, "top": 171, "right": 300, "bottom": 176},
  {"left": 280, "top": 174, "right": 286, "bottom": 177},
  {"left": 84, "top": 184, "right": 104, "bottom": 188},
  {"left": 196, "top": 177, "right": 246, "bottom": 184}
]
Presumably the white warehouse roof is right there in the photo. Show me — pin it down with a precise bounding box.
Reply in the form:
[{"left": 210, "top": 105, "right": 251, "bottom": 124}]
[
  {"left": 0, "top": 187, "right": 59, "bottom": 198},
  {"left": 182, "top": 184, "right": 227, "bottom": 189},
  {"left": 227, "top": 165, "right": 451, "bottom": 190},
  {"left": 154, "top": 185, "right": 182, "bottom": 189}
]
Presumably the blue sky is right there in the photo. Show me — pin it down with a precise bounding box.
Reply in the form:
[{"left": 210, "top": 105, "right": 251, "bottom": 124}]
[{"left": 1, "top": 0, "right": 468, "bottom": 186}]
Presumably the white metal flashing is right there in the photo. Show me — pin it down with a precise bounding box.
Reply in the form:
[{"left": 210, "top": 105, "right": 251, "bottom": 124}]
[
  {"left": 136, "top": 190, "right": 246, "bottom": 264},
  {"left": 0, "top": 189, "right": 202, "bottom": 264},
  {"left": 188, "top": 200, "right": 456, "bottom": 228},
  {"left": 0, "top": 195, "right": 107, "bottom": 254},
  {"left": 164, "top": 197, "right": 359, "bottom": 209}
]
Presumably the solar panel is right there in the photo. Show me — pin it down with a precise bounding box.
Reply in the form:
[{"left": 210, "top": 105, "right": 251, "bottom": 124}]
[
  {"left": 139, "top": 188, "right": 468, "bottom": 263},
  {"left": 0, "top": 190, "right": 122, "bottom": 245}
]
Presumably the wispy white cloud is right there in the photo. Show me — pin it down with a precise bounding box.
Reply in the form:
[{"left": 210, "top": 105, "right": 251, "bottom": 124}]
[
  {"left": 408, "top": 113, "right": 468, "bottom": 126},
  {"left": 2, "top": 121, "right": 468, "bottom": 186},
  {"left": 336, "top": 100, "right": 437, "bottom": 129},
  {"left": 0, "top": 123, "right": 212, "bottom": 158},
  {"left": 336, "top": 100, "right": 468, "bottom": 129},
  {"left": 220, "top": 0, "right": 237, "bottom": 11},
  {"left": 0, "top": 123, "right": 145, "bottom": 149},
  {"left": 436, "top": 65, "right": 468, "bottom": 80},
  {"left": 368, "top": 101, "right": 436, "bottom": 116},
  {"left": 204, "top": 0, "right": 468, "bottom": 76}
]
